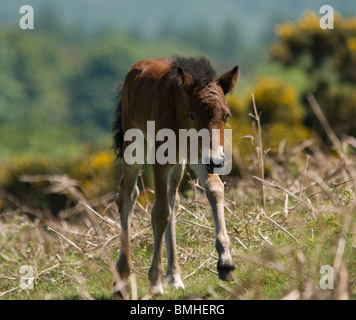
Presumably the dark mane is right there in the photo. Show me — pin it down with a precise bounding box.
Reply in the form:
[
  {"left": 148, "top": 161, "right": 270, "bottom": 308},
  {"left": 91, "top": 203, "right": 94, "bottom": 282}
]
[{"left": 171, "top": 56, "right": 216, "bottom": 87}]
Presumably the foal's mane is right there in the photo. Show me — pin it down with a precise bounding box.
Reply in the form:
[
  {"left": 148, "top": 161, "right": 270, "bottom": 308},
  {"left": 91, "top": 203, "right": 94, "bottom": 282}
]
[{"left": 171, "top": 56, "right": 216, "bottom": 87}]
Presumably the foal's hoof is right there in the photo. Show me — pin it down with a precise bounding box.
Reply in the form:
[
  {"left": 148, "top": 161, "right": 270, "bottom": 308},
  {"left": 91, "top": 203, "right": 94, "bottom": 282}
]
[
  {"left": 217, "top": 262, "right": 235, "bottom": 281},
  {"left": 165, "top": 274, "right": 185, "bottom": 290},
  {"left": 148, "top": 284, "right": 164, "bottom": 297},
  {"left": 113, "top": 280, "right": 130, "bottom": 299}
]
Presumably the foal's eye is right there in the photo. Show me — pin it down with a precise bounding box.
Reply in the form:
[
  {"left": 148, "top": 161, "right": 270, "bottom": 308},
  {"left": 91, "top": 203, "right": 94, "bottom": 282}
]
[
  {"left": 224, "top": 112, "right": 231, "bottom": 122},
  {"left": 189, "top": 113, "right": 195, "bottom": 121}
]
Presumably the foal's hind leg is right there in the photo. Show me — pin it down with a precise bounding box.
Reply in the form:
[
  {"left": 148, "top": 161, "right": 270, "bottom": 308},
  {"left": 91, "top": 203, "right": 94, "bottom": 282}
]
[
  {"left": 148, "top": 165, "right": 171, "bottom": 296},
  {"left": 114, "top": 162, "right": 141, "bottom": 295},
  {"left": 165, "top": 164, "right": 185, "bottom": 290}
]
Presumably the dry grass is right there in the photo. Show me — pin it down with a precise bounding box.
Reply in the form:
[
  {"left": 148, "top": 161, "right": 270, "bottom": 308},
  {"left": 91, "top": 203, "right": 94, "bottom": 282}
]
[{"left": 1, "top": 96, "right": 356, "bottom": 300}]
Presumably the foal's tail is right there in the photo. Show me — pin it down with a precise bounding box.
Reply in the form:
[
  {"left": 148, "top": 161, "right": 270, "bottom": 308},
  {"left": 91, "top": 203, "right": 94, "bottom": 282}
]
[{"left": 112, "top": 85, "right": 124, "bottom": 158}]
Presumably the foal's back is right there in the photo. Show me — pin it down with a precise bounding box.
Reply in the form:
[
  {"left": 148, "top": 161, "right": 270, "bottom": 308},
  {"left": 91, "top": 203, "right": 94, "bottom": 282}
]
[{"left": 121, "top": 58, "right": 184, "bottom": 135}]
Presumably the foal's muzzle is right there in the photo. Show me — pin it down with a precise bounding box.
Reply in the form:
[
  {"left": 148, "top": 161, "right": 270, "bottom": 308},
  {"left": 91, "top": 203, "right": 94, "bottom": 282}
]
[{"left": 205, "top": 154, "right": 225, "bottom": 173}]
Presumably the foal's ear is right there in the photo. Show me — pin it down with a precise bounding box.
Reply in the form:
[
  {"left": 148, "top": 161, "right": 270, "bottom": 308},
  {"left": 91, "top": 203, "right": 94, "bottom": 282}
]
[
  {"left": 177, "top": 67, "right": 194, "bottom": 94},
  {"left": 217, "top": 66, "right": 240, "bottom": 95}
]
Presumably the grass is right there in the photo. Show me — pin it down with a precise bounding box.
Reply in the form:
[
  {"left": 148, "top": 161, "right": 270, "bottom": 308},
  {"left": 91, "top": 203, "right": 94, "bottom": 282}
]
[
  {"left": 1, "top": 98, "right": 356, "bottom": 300},
  {"left": 1, "top": 150, "right": 355, "bottom": 300}
]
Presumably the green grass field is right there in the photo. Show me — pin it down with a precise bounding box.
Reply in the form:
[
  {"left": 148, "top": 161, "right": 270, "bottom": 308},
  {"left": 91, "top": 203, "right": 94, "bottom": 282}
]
[{"left": 1, "top": 140, "right": 356, "bottom": 300}]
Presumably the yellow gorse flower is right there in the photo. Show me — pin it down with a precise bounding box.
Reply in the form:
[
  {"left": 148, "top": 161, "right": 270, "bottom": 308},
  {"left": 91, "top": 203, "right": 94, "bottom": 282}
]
[
  {"left": 347, "top": 37, "right": 356, "bottom": 51},
  {"left": 90, "top": 151, "right": 114, "bottom": 170},
  {"left": 342, "top": 18, "right": 356, "bottom": 31},
  {"left": 297, "top": 11, "right": 320, "bottom": 31},
  {"left": 275, "top": 22, "right": 296, "bottom": 39}
]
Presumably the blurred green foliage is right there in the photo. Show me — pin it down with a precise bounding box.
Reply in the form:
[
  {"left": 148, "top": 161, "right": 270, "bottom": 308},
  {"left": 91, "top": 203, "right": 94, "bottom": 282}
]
[
  {"left": 271, "top": 11, "right": 356, "bottom": 138},
  {"left": 0, "top": 28, "right": 76, "bottom": 158},
  {"left": 1, "top": 9, "right": 356, "bottom": 186},
  {"left": 0, "top": 17, "right": 211, "bottom": 158}
]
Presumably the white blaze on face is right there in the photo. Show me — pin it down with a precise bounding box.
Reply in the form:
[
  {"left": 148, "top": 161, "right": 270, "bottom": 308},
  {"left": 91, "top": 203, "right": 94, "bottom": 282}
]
[
  {"left": 202, "top": 128, "right": 233, "bottom": 175},
  {"left": 210, "top": 129, "right": 225, "bottom": 166},
  {"left": 202, "top": 129, "right": 225, "bottom": 166}
]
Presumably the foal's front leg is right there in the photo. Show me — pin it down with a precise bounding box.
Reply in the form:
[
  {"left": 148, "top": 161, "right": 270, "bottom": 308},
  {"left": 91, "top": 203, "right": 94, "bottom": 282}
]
[{"left": 192, "top": 163, "right": 235, "bottom": 280}]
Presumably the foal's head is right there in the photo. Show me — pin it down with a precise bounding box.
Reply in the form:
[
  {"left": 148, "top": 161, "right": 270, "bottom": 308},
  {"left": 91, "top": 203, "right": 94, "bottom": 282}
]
[{"left": 177, "top": 63, "right": 239, "bottom": 173}]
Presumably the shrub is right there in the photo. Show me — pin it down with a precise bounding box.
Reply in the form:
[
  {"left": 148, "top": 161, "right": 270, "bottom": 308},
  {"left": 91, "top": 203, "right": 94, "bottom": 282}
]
[
  {"left": 228, "top": 77, "right": 312, "bottom": 160},
  {"left": 271, "top": 11, "right": 356, "bottom": 138},
  {"left": 0, "top": 149, "right": 117, "bottom": 216},
  {"left": 250, "top": 77, "right": 304, "bottom": 124}
]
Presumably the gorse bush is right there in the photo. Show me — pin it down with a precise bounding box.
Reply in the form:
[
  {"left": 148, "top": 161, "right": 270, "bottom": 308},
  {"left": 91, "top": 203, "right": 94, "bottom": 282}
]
[
  {"left": 250, "top": 77, "right": 304, "bottom": 124},
  {"left": 0, "top": 149, "right": 117, "bottom": 217},
  {"left": 271, "top": 10, "right": 356, "bottom": 138},
  {"left": 227, "top": 76, "right": 312, "bottom": 159},
  {"left": 249, "top": 77, "right": 312, "bottom": 151}
]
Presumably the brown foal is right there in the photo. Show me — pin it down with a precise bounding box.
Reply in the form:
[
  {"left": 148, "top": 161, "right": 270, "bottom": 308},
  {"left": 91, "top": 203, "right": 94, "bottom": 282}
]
[{"left": 112, "top": 56, "right": 239, "bottom": 296}]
